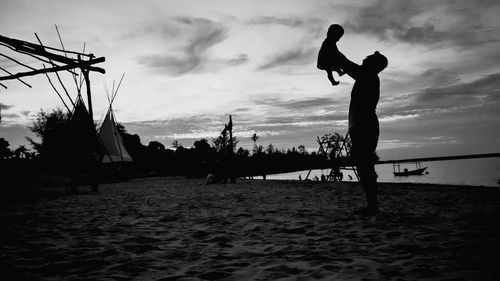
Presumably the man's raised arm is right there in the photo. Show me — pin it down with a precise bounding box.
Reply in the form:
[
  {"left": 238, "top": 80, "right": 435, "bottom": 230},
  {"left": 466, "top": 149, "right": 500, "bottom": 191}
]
[{"left": 335, "top": 49, "right": 362, "bottom": 80}]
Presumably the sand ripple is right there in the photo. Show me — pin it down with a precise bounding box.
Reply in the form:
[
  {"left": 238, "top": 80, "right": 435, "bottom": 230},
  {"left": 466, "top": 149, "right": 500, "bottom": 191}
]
[{"left": 1, "top": 178, "right": 500, "bottom": 280}]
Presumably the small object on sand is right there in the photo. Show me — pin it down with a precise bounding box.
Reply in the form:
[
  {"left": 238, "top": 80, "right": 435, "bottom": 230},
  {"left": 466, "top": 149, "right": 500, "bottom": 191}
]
[{"left": 206, "top": 174, "right": 217, "bottom": 185}]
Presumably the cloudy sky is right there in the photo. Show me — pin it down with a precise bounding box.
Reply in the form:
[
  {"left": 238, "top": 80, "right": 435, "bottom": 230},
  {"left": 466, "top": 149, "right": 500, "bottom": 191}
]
[{"left": 1, "top": 0, "right": 500, "bottom": 160}]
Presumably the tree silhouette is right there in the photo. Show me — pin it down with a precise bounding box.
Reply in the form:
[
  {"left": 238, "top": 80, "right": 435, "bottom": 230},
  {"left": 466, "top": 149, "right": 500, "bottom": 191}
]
[
  {"left": 213, "top": 134, "right": 239, "bottom": 153},
  {"left": 171, "top": 140, "right": 182, "bottom": 149},
  {"left": 253, "top": 144, "right": 264, "bottom": 155},
  {"left": 13, "top": 145, "right": 29, "bottom": 159},
  {"left": 266, "top": 143, "right": 275, "bottom": 155},
  {"left": 148, "top": 141, "right": 166, "bottom": 151},
  {"left": 194, "top": 138, "right": 213, "bottom": 155},
  {"left": 26, "top": 108, "right": 70, "bottom": 163},
  {"left": 298, "top": 144, "right": 307, "bottom": 154},
  {"left": 0, "top": 138, "right": 11, "bottom": 159},
  {"left": 116, "top": 123, "right": 127, "bottom": 135},
  {"left": 236, "top": 147, "right": 250, "bottom": 157}
]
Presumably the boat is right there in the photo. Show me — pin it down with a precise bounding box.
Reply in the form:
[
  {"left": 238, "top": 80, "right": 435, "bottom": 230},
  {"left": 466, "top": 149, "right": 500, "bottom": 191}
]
[{"left": 393, "top": 162, "right": 428, "bottom": 176}]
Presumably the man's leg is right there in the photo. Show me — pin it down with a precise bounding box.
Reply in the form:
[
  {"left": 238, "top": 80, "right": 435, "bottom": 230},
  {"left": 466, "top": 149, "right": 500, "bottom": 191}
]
[
  {"left": 350, "top": 126, "right": 379, "bottom": 213},
  {"left": 356, "top": 162, "right": 378, "bottom": 212}
]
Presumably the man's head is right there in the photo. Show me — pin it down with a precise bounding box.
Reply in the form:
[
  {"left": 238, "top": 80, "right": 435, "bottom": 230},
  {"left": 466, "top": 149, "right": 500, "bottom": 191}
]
[{"left": 362, "top": 51, "right": 388, "bottom": 74}]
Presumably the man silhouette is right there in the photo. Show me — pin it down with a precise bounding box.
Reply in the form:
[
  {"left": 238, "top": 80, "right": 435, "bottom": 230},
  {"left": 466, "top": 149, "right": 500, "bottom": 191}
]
[{"left": 333, "top": 49, "right": 388, "bottom": 215}]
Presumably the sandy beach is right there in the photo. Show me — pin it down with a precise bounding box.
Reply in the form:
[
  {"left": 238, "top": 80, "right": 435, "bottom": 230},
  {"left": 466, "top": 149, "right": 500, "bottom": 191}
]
[{"left": 1, "top": 178, "right": 499, "bottom": 280}]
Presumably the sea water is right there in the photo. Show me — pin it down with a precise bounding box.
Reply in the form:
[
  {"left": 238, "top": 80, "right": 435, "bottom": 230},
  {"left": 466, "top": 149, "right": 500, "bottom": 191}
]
[{"left": 263, "top": 157, "right": 500, "bottom": 187}]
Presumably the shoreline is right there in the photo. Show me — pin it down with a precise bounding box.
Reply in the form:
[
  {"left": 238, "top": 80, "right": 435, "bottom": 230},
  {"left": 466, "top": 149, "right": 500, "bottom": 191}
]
[
  {"left": 242, "top": 178, "right": 500, "bottom": 189},
  {"left": 2, "top": 176, "right": 499, "bottom": 201}
]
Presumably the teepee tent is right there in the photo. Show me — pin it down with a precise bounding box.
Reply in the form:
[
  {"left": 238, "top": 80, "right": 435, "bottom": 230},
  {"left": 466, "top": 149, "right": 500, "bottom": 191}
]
[
  {"left": 71, "top": 95, "right": 104, "bottom": 162},
  {"left": 99, "top": 107, "right": 133, "bottom": 163},
  {"left": 98, "top": 74, "right": 133, "bottom": 163}
]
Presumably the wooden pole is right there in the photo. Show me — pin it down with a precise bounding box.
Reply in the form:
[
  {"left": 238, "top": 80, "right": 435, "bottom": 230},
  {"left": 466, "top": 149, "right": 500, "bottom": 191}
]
[
  {"left": 82, "top": 68, "right": 93, "bottom": 122},
  {"left": 0, "top": 66, "right": 32, "bottom": 88},
  {"left": 81, "top": 67, "right": 99, "bottom": 192},
  {"left": 0, "top": 34, "right": 93, "bottom": 65},
  {"left": 0, "top": 60, "right": 104, "bottom": 81},
  {"left": 228, "top": 115, "right": 233, "bottom": 154},
  {"left": 228, "top": 115, "right": 236, "bottom": 183}
]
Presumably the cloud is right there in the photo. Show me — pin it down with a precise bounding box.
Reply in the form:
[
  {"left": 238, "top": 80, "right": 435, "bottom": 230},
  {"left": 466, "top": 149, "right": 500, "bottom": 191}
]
[
  {"left": 248, "top": 16, "right": 305, "bottom": 27},
  {"left": 415, "top": 72, "right": 500, "bottom": 104},
  {"left": 343, "top": 0, "right": 500, "bottom": 47},
  {"left": 120, "top": 22, "right": 180, "bottom": 40},
  {"left": 256, "top": 96, "right": 343, "bottom": 111},
  {"left": 379, "top": 114, "right": 419, "bottom": 123},
  {"left": 207, "top": 54, "right": 249, "bottom": 72},
  {"left": 224, "top": 54, "right": 249, "bottom": 66},
  {"left": 258, "top": 47, "right": 317, "bottom": 70},
  {"left": 138, "top": 23, "right": 226, "bottom": 73},
  {"left": 248, "top": 16, "right": 325, "bottom": 29},
  {"left": 122, "top": 115, "right": 229, "bottom": 145},
  {"left": 379, "top": 71, "right": 500, "bottom": 122},
  {"left": 247, "top": 15, "right": 326, "bottom": 39},
  {"left": 1, "top": 112, "right": 20, "bottom": 119},
  {"left": 246, "top": 15, "right": 327, "bottom": 71},
  {"left": 244, "top": 95, "right": 349, "bottom": 135},
  {"left": 0, "top": 103, "right": 13, "bottom": 110},
  {"left": 137, "top": 17, "right": 246, "bottom": 75},
  {"left": 375, "top": 71, "right": 500, "bottom": 157},
  {"left": 119, "top": 105, "right": 349, "bottom": 151},
  {"left": 420, "top": 68, "right": 460, "bottom": 87}
]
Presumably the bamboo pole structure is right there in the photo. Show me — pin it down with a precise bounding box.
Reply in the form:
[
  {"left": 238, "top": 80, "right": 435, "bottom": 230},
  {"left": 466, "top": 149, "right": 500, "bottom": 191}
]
[
  {"left": 0, "top": 35, "right": 105, "bottom": 82},
  {"left": 0, "top": 33, "right": 106, "bottom": 192},
  {"left": 0, "top": 57, "right": 104, "bottom": 81}
]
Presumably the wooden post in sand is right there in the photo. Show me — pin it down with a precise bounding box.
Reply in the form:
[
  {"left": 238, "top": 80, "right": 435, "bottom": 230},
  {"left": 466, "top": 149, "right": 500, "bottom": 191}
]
[{"left": 228, "top": 115, "right": 235, "bottom": 183}]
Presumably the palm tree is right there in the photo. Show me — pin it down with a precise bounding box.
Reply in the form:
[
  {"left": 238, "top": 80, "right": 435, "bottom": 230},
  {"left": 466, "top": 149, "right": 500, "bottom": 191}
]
[{"left": 251, "top": 133, "right": 259, "bottom": 147}]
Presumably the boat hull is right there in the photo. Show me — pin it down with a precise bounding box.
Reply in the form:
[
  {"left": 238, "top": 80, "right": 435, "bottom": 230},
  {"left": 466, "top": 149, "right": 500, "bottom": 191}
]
[{"left": 394, "top": 167, "right": 428, "bottom": 176}]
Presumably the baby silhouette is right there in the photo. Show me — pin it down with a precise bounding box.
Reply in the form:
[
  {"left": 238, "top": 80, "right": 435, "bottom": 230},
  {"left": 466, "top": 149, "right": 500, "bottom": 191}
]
[{"left": 317, "top": 24, "right": 345, "bottom": 86}]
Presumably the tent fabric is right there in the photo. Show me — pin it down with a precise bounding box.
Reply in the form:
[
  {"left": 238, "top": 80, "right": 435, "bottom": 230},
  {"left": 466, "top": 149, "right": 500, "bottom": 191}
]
[
  {"left": 98, "top": 108, "right": 133, "bottom": 163},
  {"left": 71, "top": 96, "right": 104, "bottom": 158}
]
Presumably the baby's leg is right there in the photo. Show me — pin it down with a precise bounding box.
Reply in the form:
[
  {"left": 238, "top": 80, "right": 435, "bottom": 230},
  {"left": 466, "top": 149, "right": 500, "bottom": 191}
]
[
  {"left": 333, "top": 66, "right": 345, "bottom": 76},
  {"left": 327, "top": 70, "right": 339, "bottom": 85}
]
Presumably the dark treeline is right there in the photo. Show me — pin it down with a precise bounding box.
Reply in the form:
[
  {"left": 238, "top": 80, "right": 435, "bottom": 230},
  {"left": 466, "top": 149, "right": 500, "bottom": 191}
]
[
  {"left": 117, "top": 124, "right": 328, "bottom": 179},
  {"left": 1, "top": 108, "right": 349, "bottom": 189}
]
